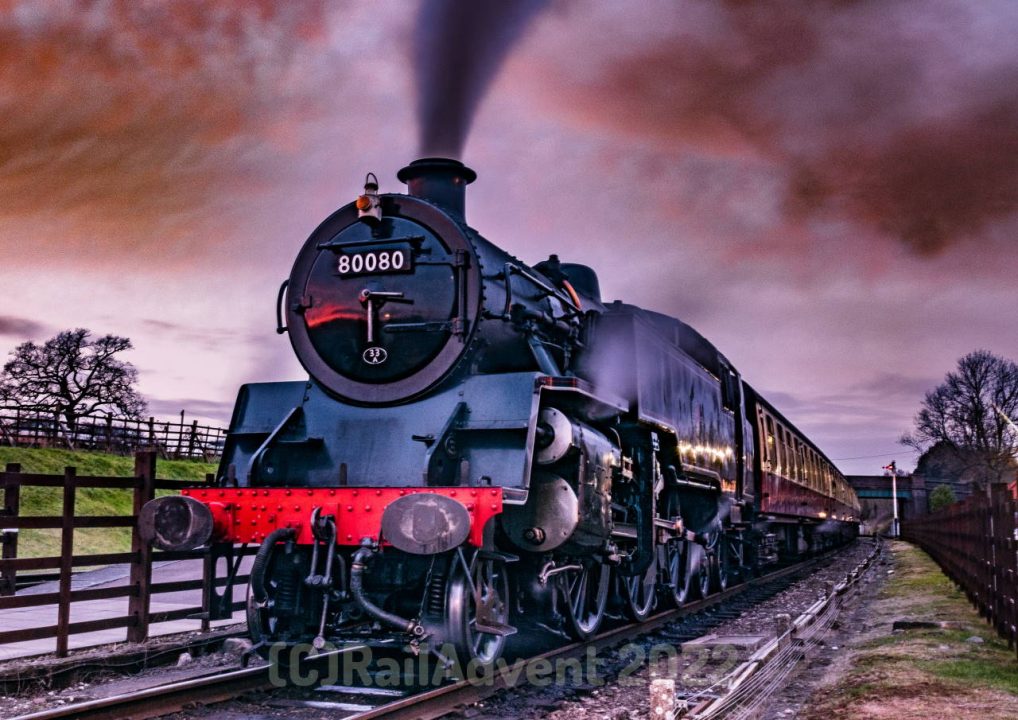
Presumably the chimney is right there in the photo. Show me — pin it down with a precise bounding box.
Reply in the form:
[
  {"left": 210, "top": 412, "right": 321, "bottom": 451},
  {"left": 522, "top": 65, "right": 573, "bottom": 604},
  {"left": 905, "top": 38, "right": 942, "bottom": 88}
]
[{"left": 397, "top": 158, "right": 476, "bottom": 219}]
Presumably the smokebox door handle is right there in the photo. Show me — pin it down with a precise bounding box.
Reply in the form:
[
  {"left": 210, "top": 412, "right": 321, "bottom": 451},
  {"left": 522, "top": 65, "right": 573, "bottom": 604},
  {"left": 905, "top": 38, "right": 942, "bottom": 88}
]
[{"left": 276, "top": 279, "right": 290, "bottom": 334}]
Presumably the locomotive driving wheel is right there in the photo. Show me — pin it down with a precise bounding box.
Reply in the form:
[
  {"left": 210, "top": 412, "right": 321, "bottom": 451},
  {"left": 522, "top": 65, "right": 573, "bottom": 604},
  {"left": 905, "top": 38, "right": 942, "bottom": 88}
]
[
  {"left": 664, "top": 538, "right": 693, "bottom": 606},
  {"left": 559, "top": 559, "right": 610, "bottom": 640},
  {"left": 622, "top": 556, "right": 657, "bottom": 622},
  {"left": 710, "top": 531, "right": 729, "bottom": 592},
  {"left": 443, "top": 554, "right": 511, "bottom": 667},
  {"left": 693, "top": 543, "right": 711, "bottom": 598}
]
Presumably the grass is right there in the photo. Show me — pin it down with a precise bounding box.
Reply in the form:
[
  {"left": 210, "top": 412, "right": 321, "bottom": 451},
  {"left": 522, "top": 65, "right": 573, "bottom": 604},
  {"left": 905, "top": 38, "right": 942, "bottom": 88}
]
[
  {"left": 803, "top": 541, "right": 1018, "bottom": 719},
  {"left": 0, "top": 447, "right": 218, "bottom": 559},
  {"left": 0, "top": 447, "right": 215, "bottom": 480},
  {"left": 921, "top": 657, "right": 1018, "bottom": 695}
]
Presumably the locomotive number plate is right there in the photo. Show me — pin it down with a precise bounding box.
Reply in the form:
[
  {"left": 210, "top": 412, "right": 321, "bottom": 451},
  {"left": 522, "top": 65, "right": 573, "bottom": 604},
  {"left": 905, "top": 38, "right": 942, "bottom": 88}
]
[{"left": 337, "top": 246, "right": 414, "bottom": 277}]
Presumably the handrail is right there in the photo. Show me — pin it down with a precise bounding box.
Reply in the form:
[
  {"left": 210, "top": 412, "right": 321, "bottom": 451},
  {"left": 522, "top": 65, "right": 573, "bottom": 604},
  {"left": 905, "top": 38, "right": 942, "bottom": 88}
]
[{"left": 500, "top": 261, "right": 581, "bottom": 319}]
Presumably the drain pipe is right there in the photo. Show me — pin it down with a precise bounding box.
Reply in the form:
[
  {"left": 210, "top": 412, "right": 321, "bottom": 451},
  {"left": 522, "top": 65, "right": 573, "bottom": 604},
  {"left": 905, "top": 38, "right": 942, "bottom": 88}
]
[
  {"left": 250, "top": 527, "right": 296, "bottom": 605},
  {"left": 350, "top": 541, "right": 425, "bottom": 637}
]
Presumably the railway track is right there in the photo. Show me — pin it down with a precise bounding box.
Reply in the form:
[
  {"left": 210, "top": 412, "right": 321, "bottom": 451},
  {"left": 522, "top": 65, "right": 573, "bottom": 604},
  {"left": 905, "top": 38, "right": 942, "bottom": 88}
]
[{"left": 10, "top": 546, "right": 858, "bottom": 720}]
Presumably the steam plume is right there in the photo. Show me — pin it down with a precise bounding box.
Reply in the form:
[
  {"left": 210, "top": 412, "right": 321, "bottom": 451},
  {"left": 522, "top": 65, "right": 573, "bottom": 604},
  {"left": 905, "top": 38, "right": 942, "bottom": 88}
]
[{"left": 413, "top": 0, "right": 548, "bottom": 158}]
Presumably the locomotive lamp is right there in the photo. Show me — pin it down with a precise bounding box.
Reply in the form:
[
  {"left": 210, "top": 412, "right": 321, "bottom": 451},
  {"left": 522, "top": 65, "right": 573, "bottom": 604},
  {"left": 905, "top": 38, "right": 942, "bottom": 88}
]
[{"left": 356, "top": 172, "right": 382, "bottom": 224}]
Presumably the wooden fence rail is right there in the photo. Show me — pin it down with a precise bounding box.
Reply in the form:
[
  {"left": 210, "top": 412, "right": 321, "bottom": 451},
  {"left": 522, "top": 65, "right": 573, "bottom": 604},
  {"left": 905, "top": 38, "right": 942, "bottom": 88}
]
[
  {"left": 0, "top": 451, "right": 251, "bottom": 657},
  {"left": 0, "top": 407, "right": 227, "bottom": 461},
  {"left": 901, "top": 485, "right": 1018, "bottom": 658}
]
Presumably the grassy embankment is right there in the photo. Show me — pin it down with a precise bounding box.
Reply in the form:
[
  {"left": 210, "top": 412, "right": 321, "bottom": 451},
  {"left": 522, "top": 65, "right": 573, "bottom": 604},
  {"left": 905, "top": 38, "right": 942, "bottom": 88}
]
[
  {"left": 0, "top": 447, "right": 216, "bottom": 559},
  {"left": 804, "top": 541, "right": 1018, "bottom": 719}
]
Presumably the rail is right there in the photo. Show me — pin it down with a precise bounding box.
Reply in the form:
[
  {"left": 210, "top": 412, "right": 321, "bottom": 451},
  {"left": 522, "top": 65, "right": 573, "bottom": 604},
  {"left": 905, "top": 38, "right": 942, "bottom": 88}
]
[
  {"left": 9, "top": 547, "right": 856, "bottom": 720},
  {"left": 0, "top": 451, "right": 252, "bottom": 656},
  {"left": 901, "top": 485, "right": 1018, "bottom": 658}
]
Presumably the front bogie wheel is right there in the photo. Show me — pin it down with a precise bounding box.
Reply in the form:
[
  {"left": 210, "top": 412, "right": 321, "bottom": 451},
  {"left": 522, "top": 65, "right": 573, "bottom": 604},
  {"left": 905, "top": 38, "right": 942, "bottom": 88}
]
[
  {"left": 713, "top": 535, "right": 730, "bottom": 592},
  {"left": 693, "top": 546, "right": 711, "bottom": 599},
  {"left": 621, "top": 556, "right": 657, "bottom": 622},
  {"left": 664, "top": 539, "right": 692, "bottom": 607},
  {"left": 559, "top": 559, "right": 610, "bottom": 640}
]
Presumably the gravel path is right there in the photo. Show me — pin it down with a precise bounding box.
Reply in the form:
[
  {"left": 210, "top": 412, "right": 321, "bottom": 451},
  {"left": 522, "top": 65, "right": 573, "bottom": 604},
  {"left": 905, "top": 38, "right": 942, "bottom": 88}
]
[{"left": 482, "top": 539, "right": 882, "bottom": 720}]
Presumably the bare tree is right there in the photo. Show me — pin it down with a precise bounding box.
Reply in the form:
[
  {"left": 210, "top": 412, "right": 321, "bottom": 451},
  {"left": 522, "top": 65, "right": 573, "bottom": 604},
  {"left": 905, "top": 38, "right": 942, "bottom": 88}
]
[
  {"left": 0, "top": 329, "right": 146, "bottom": 430},
  {"left": 902, "top": 350, "right": 1018, "bottom": 488}
]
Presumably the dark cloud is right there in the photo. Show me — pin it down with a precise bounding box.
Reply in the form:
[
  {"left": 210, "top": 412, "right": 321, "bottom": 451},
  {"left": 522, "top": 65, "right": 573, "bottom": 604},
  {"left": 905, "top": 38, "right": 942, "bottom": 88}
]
[
  {"left": 786, "top": 87, "right": 1018, "bottom": 254},
  {"left": 141, "top": 319, "right": 180, "bottom": 332},
  {"left": 0, "top": 315, "right": 47, "bottom": 339},
  {"left": 529, "top": 0, "right": 1018, "bottom": 253}
]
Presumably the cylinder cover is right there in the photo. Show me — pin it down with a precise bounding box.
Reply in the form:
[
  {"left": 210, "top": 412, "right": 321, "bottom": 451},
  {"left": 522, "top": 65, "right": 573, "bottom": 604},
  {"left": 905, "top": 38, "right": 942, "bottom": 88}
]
[{"left": 501, "top": 472, "right": 579, "bottom": 552}]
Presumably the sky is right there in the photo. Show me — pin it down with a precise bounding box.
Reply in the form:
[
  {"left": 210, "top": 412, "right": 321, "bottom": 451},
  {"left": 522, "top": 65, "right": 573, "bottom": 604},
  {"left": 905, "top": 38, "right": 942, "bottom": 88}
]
[{"left": 1, "top": 0, "right": 1016, "bottom": 476}]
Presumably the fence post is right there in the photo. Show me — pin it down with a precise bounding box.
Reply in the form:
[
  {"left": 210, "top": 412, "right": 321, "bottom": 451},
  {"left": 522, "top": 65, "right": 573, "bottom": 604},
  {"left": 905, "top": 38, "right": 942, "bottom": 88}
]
[
  {"left": 177, "top": 411, "right": 186, "bottom": 459},
  {"left": 56, "top": 466, "right": 76, "bottom": 657},
  {"left": 105, "top": 413, "right": 113, "bottom": 452},
  {"left": 1, "top": 463, "right": 21, "bottom": 596},
  {"left": 127, "top": 450, "right": 157, "bottom": 643},
  {"left": 187, "top": 420, "right": 198, "bottom": 458}
]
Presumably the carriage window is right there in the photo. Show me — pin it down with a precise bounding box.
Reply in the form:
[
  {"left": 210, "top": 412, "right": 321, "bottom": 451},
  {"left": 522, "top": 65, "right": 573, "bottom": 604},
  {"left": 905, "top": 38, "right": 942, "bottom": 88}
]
[
  {"left": 776, "top": 423, "right": 787, "bottom": 475},
  {"left": 781, "top": 427, "right": 792, "bottom": 478},
  {"left": 763, "top": 414, "right": 776, "bottom": 466}
]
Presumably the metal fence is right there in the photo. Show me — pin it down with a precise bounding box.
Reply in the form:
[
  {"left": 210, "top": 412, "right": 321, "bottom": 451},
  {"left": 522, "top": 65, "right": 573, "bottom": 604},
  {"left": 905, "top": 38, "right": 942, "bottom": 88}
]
[
  {"left": 0, "top": 451, "right": 251, "bottom": 657},
  {"left": 0, "top": 407, "right": 227, "bottom": 461},
  {"left": 901, "top": 485, "right": 1018, "bottom": 657}
]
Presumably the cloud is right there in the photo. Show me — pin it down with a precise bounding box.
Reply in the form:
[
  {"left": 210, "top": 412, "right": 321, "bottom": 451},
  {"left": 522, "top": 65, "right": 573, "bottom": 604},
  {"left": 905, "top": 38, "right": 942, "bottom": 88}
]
[
  {"left": 0, "top": 0, "right": 332, "bottom": 259},
  {"left": 0, "top": 315, "right": 47, "bottom": 339},
  {"left": 524, "top": 0, "right": 1018, "bottom": 254},
  {"left": 146, "top": 396, "right": 234, "bottom": 424},
  {"left": 853, "top": 373, "right": 943, "bottom": 401}
]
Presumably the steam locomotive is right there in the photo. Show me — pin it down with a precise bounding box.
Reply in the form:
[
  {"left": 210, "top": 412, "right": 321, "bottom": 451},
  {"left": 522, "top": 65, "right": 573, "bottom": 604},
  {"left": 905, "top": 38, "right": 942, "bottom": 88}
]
[{"left": 141, "top": 158, "right": 859, "bottom": 666}]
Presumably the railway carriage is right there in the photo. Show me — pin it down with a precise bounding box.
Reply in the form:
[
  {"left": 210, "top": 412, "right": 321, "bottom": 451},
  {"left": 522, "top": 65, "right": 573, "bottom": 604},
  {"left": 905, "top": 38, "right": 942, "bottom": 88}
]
[{"left": 140, "top": 158, "right": 859, "bottom": 666}]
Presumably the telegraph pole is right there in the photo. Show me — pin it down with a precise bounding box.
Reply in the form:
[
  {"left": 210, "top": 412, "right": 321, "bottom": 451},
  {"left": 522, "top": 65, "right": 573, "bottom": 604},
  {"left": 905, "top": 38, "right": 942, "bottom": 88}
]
[{"left": 883, "top": 461, "right": 898, "bottom": 537}]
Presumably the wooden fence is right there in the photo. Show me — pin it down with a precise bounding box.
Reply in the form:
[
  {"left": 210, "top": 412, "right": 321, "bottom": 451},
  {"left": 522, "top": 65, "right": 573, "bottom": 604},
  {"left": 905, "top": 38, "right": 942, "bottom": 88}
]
[
  {"left": 0, "top": 451, "right": 252, "bottom": 657},
  {"left": 901, "top": 485, "right": 1018, "bottom": 657},
  {"left": 0, "top": 407, "right": 227, "bottom": 461}
]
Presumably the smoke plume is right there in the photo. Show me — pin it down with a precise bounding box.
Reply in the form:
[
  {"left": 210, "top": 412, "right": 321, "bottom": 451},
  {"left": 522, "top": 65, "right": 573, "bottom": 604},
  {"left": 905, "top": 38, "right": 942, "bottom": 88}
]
[
  {"left": 532, "top": 0, "right": 1018, "bottom": 253},
  {"left": 412, "top": 0, "right": 548, "bottom": 158}
]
